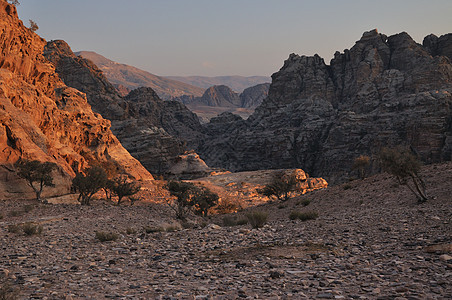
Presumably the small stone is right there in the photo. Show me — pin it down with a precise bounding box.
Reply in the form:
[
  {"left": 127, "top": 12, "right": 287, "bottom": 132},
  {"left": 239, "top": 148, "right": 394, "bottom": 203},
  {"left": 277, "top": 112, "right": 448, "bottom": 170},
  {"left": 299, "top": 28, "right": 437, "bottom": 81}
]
[{"left": 439, "top": 254, "right": 452, "bottom": 262}]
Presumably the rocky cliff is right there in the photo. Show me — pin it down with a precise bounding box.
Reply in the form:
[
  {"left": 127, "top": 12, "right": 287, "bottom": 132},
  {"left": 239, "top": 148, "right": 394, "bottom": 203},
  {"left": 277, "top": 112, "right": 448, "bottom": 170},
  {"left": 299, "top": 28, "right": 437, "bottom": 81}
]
[
  {"left": 198, "top": 30, "right": 452, "bottom": 183},
  {"left": 44, "top": 41, "right": 205, "bottom": 176},
  {"left": 0, "top": 1, "right": 153, "bottom": 199},
  {"left": 240, "top": 83, "right": 270, "bottom": 108}
]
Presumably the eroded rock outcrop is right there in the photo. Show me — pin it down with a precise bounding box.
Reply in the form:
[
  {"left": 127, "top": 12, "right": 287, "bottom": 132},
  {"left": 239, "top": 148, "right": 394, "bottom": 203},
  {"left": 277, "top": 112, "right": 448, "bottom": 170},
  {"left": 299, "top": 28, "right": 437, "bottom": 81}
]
[
  {"left": 240, "top": 83, "right": 271, "bottom": 108},
  {"left": 44, "top": 41, "right": 205, "bottom": 176},
  {"left": 198, "top": 30, "right": 452, "bottom": 183},
  {"left": 0, "top": 1, "right": 153, "bottom": 199}
]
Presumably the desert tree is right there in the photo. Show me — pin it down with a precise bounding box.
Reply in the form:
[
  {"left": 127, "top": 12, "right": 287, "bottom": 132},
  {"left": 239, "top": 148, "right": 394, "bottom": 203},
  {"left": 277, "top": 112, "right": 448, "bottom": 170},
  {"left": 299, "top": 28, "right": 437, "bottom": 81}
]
[
  {"left": 15, "top": 159, "right": 57, "bottom": 202},
  {"left": 258, "top": 172, "right": 298, "bottom": 201},
  {"left": 29, "top": 19, "right": 38, "bottom": 32},
  {"left": 109, "top": 176, "right": 140, "bottom": 206},
  {"left": 352, "top": 155, "right": 370, "bottom": 180},
  {"left": 72, "top": 166, "right": 108, "bottom": 205},
  {"left": 192, "top": 187, "right": 219, "bottom": 217},
  {"left": 379, "top": 147, "right": 428, "bottom": 203},
  {"left": 100, "top": 161, "right": 118, "bottom": 201},
  {"left": 165, "top": 181, "right": 197, "bottom": 220}
]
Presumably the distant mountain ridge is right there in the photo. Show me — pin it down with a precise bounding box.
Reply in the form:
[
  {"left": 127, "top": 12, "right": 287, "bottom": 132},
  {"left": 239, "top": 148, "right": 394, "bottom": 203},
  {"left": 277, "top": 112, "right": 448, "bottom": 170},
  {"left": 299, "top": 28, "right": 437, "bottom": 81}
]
[
  {"left": 75, "top": 51, "right": 205, "bottom": 100},
  {"left": 165, "top": 75, "right": 271, "bottom": 92}
]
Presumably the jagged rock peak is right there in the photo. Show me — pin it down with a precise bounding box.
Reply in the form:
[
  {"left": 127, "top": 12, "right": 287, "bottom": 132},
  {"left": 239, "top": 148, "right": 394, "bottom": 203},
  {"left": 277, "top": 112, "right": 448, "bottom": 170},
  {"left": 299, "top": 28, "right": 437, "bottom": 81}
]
[
  {"left": 423, "top": 33, "right": 452, "bottom": 60},
  {"left": 200, "top": 85, "right": 241, "bottom": 107},
  {"left": 197, "top": 29, "right": 452, "bottom": 183}
]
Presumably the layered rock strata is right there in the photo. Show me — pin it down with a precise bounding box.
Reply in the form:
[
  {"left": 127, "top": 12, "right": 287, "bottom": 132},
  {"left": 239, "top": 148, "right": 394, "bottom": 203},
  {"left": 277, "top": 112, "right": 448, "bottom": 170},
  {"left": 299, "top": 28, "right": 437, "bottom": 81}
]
[
  {"left": 0, "top": 1, "right": 153, "bottom": 199},
  {"left": 44, "top": 41, "right": 204, "bottom": 176},
  {"left": 198, "top": 30, "right": 452, "bottom": 183}
]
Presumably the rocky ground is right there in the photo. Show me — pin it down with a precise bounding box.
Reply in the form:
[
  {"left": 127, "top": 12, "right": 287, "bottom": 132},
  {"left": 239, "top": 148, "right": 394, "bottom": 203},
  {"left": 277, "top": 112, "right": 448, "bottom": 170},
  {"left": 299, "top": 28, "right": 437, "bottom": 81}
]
[{"left": 0, "top": 163, "right": 451, "bottom": 299}]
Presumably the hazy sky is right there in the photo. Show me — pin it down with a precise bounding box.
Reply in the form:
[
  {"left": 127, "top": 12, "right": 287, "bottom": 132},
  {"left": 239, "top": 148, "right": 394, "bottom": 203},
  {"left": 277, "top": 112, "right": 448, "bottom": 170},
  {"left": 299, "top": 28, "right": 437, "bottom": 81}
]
[{"left": 17, "top": 0, "right": 452, "bottom": 77}]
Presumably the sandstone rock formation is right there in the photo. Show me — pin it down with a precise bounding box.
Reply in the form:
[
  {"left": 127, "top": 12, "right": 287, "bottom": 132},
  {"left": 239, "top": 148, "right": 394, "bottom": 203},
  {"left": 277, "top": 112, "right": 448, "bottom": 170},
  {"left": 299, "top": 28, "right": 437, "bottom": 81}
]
[
  {"left": 75, "top": 51, "right": 205, "bottom": 100},
  {"left": 197, "top": 29, "right": 452, "bottom": 183},
  {"left": 0, "top": 1, "right": 153, "bottom": 199},
  {"left": 188, "top": 85, "right": 241, "bottom": 107},
  {"left": 166, "top": 151, "right": 213, "bottom": 180},
  {"left": 240, "top": 83, "right": 271, "bottom": 108},
  {"left": 44, "top": 41, "right": 205, "bottom": 176}
]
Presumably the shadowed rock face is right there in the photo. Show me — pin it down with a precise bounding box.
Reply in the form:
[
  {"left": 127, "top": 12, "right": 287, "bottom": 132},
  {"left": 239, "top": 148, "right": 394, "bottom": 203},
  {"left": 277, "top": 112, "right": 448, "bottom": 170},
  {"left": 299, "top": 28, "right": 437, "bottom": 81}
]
[
  {"left": 0, "top": 1, "right": 153, "bottom": 199},
  {"left": 44, "top": 41, "right": 205, "bottom": 176},
  {"left": 240, "top": 83, "right": 271, "bottom": 108},
  {"left": 198, "top": 30, "right": 452, "bottom": 183}
]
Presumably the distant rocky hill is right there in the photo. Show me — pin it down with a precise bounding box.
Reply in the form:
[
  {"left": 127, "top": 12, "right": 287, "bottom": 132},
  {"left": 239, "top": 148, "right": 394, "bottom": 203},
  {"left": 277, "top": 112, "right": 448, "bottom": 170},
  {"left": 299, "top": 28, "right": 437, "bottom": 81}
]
[
  {"left": 240, "top": 83, "right": 271, "bottom": 108},
  {"left": 75, "top": 51, "right": 204, "bottom": 100},
  {"left": 165, "top": 75, "right": 271, "bottom": 93},
  {"left": 47, "top": 42, "right": 205, "bottom": 176},
  {"left": 0, "top": 1, "right": 152, "bottom": 199},
  {"left": 197, "top": 30, "right": 452, "bottom": 183},
  {"left": 179, "top": 84, "right": 270, "bottom": 122}
]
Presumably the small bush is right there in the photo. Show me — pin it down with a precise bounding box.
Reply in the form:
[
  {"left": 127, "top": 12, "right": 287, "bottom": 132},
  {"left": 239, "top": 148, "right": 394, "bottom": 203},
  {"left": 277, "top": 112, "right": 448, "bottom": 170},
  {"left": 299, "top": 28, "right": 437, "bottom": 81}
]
[
  {"left": 236, "top": 218, "right": 249, "bottom": 226},
  {"left": 8, "top": 211, "right": 22, "bottom": 217},
  {"left": 22, "top": 204, "right": 34, "bottom": 213},
  {"left": 290, "top": 211, "right": 318, "bottom": 221},
  {"left": 222, "top": 215, "right": 237, "bottom": 227},
  {"left": 164, "top": 226, "right": 179, "bottom": 232},
  {"left": 352, "top": 155, "right": 370, "bottom": 180},
  {"left": 223, "top": 215, "right": 249, "bottom": 227},
  {"left": 343, "top": 184, "right": 352, "bottom": 190},
  {"left": 379, "top": 147, "right": 427, "bottom": 203},
  {"left": 95, "top": 231, "right": 118, "bottom": 242},
  {"left": 7, "top": 224, "right": 21, "bottom": 234},
  {"left": 297, "top": 199, "right": 311, "bottom": 207},
  {"left": 125, "top": 227, "right": 136, "bottom": 235},
  {"left": 143, "top": 226, "right": 164, "bottom": 233},
  {"left": 21, "top": 222, "right": 43, "bottom": 236},
  {"left": 246, "top": 211, "right": 268, "bottom": 229},
  {"left": 0, "top": 282, "right": 19, "bottom": 300}
]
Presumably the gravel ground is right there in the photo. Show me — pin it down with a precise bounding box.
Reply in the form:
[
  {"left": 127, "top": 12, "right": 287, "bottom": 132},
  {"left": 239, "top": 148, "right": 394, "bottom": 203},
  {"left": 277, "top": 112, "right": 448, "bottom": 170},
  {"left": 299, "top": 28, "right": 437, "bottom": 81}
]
[{"left": 0, "top": 163, "right": 451, "bottom": 299}]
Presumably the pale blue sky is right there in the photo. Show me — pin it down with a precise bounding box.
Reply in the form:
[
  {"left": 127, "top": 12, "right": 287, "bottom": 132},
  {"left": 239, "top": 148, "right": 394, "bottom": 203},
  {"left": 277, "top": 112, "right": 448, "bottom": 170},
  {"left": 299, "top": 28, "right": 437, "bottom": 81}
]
[{"left": 17, "top": 0, "right": 452, "bottom": 76}]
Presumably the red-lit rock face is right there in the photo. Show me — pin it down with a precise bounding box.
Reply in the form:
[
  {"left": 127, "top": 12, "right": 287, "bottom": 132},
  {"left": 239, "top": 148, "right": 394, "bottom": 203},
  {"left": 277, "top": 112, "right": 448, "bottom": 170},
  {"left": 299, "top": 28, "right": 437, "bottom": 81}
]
[{"left": 0, "top": 1, "right": 152, "bottom": 199}]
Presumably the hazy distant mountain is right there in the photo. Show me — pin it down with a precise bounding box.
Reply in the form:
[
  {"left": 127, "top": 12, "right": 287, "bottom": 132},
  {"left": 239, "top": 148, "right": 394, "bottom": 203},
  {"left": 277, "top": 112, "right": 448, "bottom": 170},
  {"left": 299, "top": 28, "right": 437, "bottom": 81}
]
[
  {"left": 75, "top": 51, "right": 205, "bottom": 100},
  {"left": 165, "top": 75, "right": 271, "bottom": 92}
]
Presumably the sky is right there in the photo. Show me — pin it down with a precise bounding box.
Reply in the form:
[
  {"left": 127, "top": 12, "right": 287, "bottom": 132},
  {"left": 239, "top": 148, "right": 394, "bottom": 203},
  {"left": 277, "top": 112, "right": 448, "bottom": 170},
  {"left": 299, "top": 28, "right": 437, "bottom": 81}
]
[{"left": 16, "top": 0, "right": 452, "bottom": 77}]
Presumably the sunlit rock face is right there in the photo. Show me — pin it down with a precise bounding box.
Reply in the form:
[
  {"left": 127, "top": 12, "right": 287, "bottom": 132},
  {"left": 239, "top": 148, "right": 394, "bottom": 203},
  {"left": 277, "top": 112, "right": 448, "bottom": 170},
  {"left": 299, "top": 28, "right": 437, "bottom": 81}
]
[
  {"left": 198, "top": 29, "right": 452, "bottom": 183},
  {"left": 44, "top": 40, "right": 205, "bottom": 176},
  {"left": 0, "top": 1, "right": 152, "bottom": 199}
]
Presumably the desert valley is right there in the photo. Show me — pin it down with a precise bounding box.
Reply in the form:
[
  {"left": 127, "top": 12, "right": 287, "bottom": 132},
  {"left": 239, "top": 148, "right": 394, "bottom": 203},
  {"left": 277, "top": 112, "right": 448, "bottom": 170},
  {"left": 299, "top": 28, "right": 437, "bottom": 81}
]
[{"left": 0, "top": 0, "right": 451, "bottom": 299}]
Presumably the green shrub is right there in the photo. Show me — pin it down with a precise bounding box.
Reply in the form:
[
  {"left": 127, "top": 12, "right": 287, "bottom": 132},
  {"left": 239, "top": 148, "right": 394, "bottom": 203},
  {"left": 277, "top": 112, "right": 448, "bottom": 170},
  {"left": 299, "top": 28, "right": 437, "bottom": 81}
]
[
  {"left": 21, "top": 222, "right": 43, "bottom": 236},
  {"left": 258, "top": 172, "right": 297, "bottom": 201},
  {"left": 246, "top": 211, "right": 268, "bottom": 229},
  {"left": 95, "top": 231, "right": 118, "bottom": 242},
  {"left": 379, "top": 147, "right": 428, "bottom": 203},
  {"left": 290, "top": 211, "right": 318, "bottom": 221}
]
